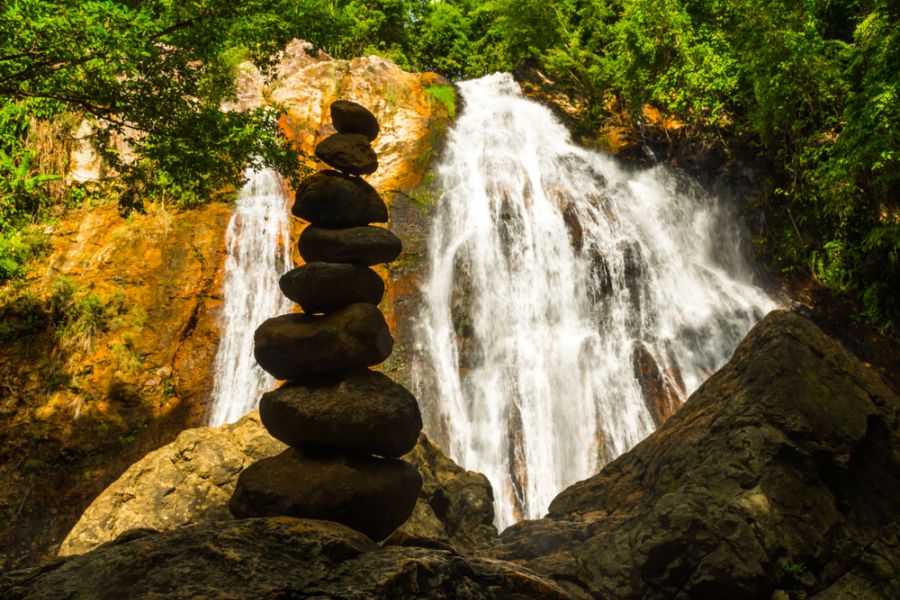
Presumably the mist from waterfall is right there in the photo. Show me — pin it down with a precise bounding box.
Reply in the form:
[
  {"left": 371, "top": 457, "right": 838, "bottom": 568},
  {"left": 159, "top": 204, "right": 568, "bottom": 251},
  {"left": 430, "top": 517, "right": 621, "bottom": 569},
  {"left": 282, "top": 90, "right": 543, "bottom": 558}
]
[
  {"left": 208, "top": 169, "right": 293, "bottom": 426},
  {"left": 412, "top": 73, "right": 776, "bottom": 529}
]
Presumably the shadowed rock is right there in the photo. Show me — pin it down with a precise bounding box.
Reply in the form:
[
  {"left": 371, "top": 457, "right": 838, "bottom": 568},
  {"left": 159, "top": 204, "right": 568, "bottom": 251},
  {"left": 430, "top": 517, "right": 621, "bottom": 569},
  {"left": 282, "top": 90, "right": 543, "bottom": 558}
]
[
  {"left": 4, "top": 518, "right": 571, "bottom": 600},
  {"left": 331, "top": 100, "right": 380, "bottom": 141},
  {"left": 292, "top": 170, "right": 387, "bottom": 227},
  {"left": 299, "top": 226, "right": 402, "bottom": 266},
  {"left": 279, "top": 262, "right": 384, "bottom": 314},
  {"left": 260, "top": 370, "right": 422, "bottom": 457},
  {"left": 254, "top": 303, "right": 392, "bottom": 379},
  {"left": 315, "top": 133, "right": 378, "bottom": 175},
  {"left": 229, "top": 447, "right": 422, "bottom": 541},
  {"left": 490, "top": 311, "right": 900, "bottom": 599}
]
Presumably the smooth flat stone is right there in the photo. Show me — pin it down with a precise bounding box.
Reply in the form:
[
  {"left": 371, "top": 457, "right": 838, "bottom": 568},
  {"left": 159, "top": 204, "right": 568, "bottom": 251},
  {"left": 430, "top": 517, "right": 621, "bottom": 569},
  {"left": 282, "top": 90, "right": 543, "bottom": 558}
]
[
  {"left": 292, "top": 170, "right": 387, "bottom": 227},
  {"left": 260, "top": 369, "right": 422, "bottom": 457},
  {"left": 254, "top": 303, "right": 392, "bottom": 379},
  {"left": 229, "top": 446, "right": 422, "bottom": 541},
  {"left": 299, "top": 226, "right": 402, "bottom": 266},
  {"left": 331, "top": 100, "right": 380, "bottom": 141},
  {"left": 279, "top": 263, "right": 384, "bottom": 314},
  {"left": 315, "top": 133, "right": 377, "bottom": 176}
]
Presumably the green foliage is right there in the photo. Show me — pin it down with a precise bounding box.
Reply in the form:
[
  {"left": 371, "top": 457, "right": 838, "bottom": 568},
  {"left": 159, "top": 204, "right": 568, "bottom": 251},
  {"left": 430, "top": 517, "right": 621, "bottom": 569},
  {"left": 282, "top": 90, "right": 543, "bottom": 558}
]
[
  {"left": 0, "top": 0, "right": 353, "bottom": 215},
  {"left": 425, "top": 85, "right": 457, "bottom": 118},
  {"left": 0, "top": 228, "right": 50, "bottom": 283}
]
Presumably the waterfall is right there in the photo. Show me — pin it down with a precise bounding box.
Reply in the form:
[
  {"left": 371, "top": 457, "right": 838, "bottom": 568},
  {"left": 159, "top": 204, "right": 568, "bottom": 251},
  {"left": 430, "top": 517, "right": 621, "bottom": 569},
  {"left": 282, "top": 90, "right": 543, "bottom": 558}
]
[
  {"left": 412, "top": 74, "right": 776, "bottom": 529},
  {"left": 208, "top": 169, "right": 293, "bottom": 426}
]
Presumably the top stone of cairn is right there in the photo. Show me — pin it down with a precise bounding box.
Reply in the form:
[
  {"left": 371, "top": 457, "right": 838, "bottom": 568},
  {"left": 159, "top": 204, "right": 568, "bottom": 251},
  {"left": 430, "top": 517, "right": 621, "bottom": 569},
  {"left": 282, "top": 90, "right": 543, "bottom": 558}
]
[{"left": 331, "top": 100, "right": 380, "bottom": 141}]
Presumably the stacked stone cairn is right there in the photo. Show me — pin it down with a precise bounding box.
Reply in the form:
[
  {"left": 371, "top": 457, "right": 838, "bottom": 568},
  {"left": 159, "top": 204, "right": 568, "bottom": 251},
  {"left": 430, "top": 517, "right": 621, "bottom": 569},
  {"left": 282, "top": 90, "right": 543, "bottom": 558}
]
[{"left": 228, "top": 101, "right": 424, "bottom": 541}]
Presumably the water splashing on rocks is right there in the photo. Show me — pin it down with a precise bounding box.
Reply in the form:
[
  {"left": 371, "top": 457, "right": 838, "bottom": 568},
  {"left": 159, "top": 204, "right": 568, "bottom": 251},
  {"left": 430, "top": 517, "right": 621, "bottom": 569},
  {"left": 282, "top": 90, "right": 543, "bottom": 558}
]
[{"left": 413, "top": 73, "right": 776, "bottom": 529}]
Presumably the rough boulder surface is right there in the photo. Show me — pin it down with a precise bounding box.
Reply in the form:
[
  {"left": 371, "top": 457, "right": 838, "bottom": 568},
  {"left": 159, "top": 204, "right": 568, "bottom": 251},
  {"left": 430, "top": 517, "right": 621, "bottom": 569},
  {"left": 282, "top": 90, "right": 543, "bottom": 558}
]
[
  {"left": 299, "top": 225, "right": 403, "bottom": 265},
  {"left": 292, "top": 170, "right": 387, "bottom": 227},
  {"left": 490, "top": 310, "right": 900, "bottom": 599},
  {"left": 10, "top": 310, "right": 899, "bottom": 597},
  {"left": 253, "top": 303, "right": 393, "bottom": 379},
  {"left": 314, "top": 133, "right": 378, "bottom": 175},
  {"left": 331, "top": 99, "right": 381, "bottom": 141},
  {"left": 59, "top": 412, "right": 497, "bottom": 557},
  {"left": 228, "top": 447, "right": 422, "bottom": 541},
  {"left": 279, "top": 262, "right": 385, "bottom": 313},
  {"left": 260, "top": 369, "right": 422, "bottom": 457},
  {"left": 3, "top": 519, "right": 569, "bottom": 600}
]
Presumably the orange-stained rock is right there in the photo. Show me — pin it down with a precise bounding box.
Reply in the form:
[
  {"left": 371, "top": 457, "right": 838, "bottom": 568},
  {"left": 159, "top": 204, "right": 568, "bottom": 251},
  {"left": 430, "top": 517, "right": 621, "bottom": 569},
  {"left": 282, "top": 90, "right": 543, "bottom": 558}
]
[
  {"left": 0, "top": 202, "right": 230, "bottom": 569},
  {"left": 0, "top": 40, "right": 455, "bottom": 571}
]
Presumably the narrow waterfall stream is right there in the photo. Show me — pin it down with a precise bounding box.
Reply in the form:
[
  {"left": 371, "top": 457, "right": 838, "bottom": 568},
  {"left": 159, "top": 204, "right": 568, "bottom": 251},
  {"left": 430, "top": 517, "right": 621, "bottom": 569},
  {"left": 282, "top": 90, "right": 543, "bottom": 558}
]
[
  {"left": 413, "top": 74, "right": 777, "bottom": 529},
  {"left": 208, "top": 169, "right": 293, "bottom": 426}
]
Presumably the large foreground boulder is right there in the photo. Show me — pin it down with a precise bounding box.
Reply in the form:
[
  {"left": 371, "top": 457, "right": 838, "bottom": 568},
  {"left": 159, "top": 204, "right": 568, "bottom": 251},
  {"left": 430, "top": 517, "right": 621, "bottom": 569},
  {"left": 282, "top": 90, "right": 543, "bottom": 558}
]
[
  {"left": 59, "top": 412, "right": 496, "bottom": 556},
  {"left": 3, "top": 518, "right": 569, "bottom": 600},
  {"left": 254, "top": 303, "right": 392, "bottom": 379},
  {"left": 260, "top": 369, "right": 422, "bottom": 457},
  {"left": 490, "top": 310, "right": 900, "bottom": 599}
]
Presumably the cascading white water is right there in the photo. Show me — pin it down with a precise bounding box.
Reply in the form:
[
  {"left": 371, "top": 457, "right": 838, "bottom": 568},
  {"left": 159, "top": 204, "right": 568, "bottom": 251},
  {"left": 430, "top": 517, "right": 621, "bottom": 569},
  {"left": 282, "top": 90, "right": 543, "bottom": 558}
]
[
  {"left": 413, "top": 73, "right": 777, "bottom": 529},
  {"left": 208, "top": 169, "right": 293, "bottom": 426}
]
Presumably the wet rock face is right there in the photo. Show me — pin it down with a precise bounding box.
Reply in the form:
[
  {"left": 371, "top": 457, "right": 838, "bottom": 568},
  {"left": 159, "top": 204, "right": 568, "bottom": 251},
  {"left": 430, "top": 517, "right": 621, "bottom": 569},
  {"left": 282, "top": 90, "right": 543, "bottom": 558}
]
[
  {"left": 229, "top": 447, "right": 422, "bottom": 541},
  {"left": 259, "top": 370, "right": 422, "bottom": 458},
  {"left": 630, "top": 341, "right": 683, "bottom": 426},
  {"left": 331, "top": 99, "right": 381, "bottom": 141},
  {"left": 299, "top": 225, "right": 403, "bottom": 266},
  {"left": 279, "top": 262, "right": 385, "bottom": 314},
  {"left": 490, "top": 311, "right": 900, "bottom": 599},
  {"left": 253, "top": 304, "right": 393, "bottom": 379},
  {"left": 315, "top": 133, "right": 378, "bottom": 175},
  {"left": 292, "top": 170, "right": 387, "bottom": 227}
]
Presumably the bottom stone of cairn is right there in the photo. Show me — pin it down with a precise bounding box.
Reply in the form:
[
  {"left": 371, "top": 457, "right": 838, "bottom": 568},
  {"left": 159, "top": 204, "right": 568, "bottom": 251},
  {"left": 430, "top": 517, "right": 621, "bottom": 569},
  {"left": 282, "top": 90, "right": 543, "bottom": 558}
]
[{"left": 229, "top": 446, "right": 422, "bottom": 541}]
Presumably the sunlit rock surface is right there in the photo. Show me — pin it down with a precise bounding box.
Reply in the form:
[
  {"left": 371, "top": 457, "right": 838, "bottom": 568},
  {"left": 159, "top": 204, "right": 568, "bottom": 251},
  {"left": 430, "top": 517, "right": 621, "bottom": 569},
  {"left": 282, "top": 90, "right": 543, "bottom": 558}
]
[{"left": 60, "top": 411, "right": 496, "bottom": 556}]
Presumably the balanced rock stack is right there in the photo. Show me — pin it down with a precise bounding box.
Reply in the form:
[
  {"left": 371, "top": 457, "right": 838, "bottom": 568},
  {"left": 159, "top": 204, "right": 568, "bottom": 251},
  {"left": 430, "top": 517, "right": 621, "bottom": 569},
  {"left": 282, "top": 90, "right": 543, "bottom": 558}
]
[{"left": 229, "top": 101, "right": 424, "bottom": 541}]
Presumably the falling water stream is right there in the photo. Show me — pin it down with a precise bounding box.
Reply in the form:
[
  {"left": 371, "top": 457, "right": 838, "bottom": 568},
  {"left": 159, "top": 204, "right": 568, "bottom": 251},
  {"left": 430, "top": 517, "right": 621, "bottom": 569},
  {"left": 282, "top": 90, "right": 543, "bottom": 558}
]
[
  {"left": 413, "top": 74, "right": 776, "bottom": 529},
  {"left": 208, "top": 169, "right": 293, "bottom": 426}
]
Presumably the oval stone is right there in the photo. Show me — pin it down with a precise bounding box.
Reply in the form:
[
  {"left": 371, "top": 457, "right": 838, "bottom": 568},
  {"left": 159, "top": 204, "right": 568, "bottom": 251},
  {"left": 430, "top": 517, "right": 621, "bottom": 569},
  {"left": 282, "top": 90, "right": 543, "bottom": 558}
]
[
  {"left": 292, "top": 170, "right": 387, "bottom": 227},
  {"left": 299, "top": 226, "right": 402, "bottom": 266},
  {"left": 314, "top": 133, "right": 377, "bottom": 176},
  {"left": 229, "top": 447, "right": 422, "bottom": 541},
  {"left": 254, "top": 303, "right": 392, "bottom": 379},
  {"left": 259, "top": 369, "right": 422, "bottom": 457},
  {"left": 279, "top": 263, "right": 384, "bottom": 314},
  {"left": 331, "top": 100, "right": 380, "bottom": 141}
]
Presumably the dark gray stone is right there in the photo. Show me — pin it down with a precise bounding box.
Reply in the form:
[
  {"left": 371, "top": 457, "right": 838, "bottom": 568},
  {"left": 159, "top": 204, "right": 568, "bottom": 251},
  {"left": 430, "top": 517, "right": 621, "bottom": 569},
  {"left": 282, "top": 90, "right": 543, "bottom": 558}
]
[
  {"left": 229, "top": 447, "right": 422, "bottom": 541},
  {"left": 331, "top": 100, "right": 380, "bottom": 141},
  {"left": 259, "top": 369, "right": 422, "bottom": 457},
  {"left": 299, "top": 226, "right": 402, "bottom": 266},
  {"left": 279, "top": 262, "right": 384, "bottom": 314},
  {"left": 254, "top": 303, "right": 392, "bottom": 379},
  {"left": 315, "top": 133, "right": 377, "bottom": 176},
  {"left": 292, "top": 170, "right": 387, "bottom": 227}
]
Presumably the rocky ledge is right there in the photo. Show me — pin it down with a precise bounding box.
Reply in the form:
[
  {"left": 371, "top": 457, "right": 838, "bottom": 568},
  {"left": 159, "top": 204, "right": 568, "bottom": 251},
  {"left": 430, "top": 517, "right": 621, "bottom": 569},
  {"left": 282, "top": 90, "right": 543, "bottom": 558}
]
[{"left": 6, "top": 310, "right": 899, "bottom": 598}]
